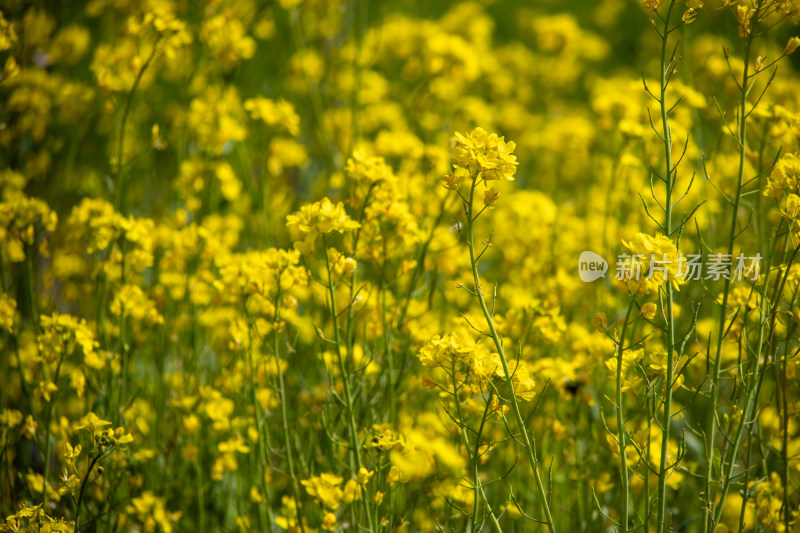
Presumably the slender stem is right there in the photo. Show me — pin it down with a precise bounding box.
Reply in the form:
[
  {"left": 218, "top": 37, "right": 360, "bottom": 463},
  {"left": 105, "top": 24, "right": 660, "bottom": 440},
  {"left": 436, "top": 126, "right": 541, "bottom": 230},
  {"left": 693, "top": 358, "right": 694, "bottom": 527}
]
[
  {"left": 655, "top": 4, "right": 677, "bottom": 532},
  {"left": 41, "top": 400, "right": 55, "bottom": 512},
  {"left": 780, "top": 348, "right": 789, "bottom": 533},
  {"left": 711, "top": 244, "right": 800, "bottom": 531},
  {"left": 196, "top": 457, "right": 206, "bottom": 533},
  {"left": 246, "top": 311, "right": 274, "bottom": 533},
  {"left": 465, "top": 177, "right": 557, "bottom": 533},
  {"left": 736, "top": 426, "right": 755, "bottom": 532},
  {"left": 25, "top": 255, "right": 41, "bottom": 337},
  {"left": 74, "top": 453, "right": 103, "bottom": 532},
  {"left": 645, "top": 392, "right": 652, "bottom": 533},
  {"left": 450, "top": 364, "right": 502, "bottom": 533},
  {"left": 41, "top": 353, "right": 64, "bottom": 514},
  {"left": 616, "top": 298, "right": 636, "bottom": 531},
  {"left": 113, "top": 40, "right": 161, "bottom": 214},
  {"left": 117, "top": 241, "right": 127, "bottom": 414},
  {"left": 272, "top": 288, "right": 304, "bottom": 533},
  {"left": 29, "top": 246, "right": 50, "bottom": 514},
  {"left": 380, "top": 285, "right": 397, "bottom": 426},
  {"left": 704, "top": 9, "right": 756, "bottom": 531},
  {"left": 322, "top": 234, "right": 374, "bottom": 532}
]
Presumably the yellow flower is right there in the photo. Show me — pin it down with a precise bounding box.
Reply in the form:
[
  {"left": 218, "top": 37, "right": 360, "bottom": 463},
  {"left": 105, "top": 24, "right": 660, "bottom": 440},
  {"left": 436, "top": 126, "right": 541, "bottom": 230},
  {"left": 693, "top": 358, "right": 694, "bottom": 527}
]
[
  {"left": 286, "top": 198, "right": 361, "bottom": 254},
  {"left": 764, "top": 154, "right": 800, "bottom": 200},
  {"left": 110, "top": 284, "right": 163, "bottom": 325},
  {"left": 483, "top": 187, "right": 500, "bottom": 206},
  {"left": 36, "top": 381, "right": 58, "bottom": 403},
  {"left": 682, "top": 7, "right": 699, "bottom": 23},
  {"left": 200, "top": 13, "right": 256, "bottom": 68},
  {"left": 0, "top": 11, "right": 17, "bottom": 52},
  {"left": 115, "top": 427, "right": 134, "bottom": 444},
  {"left": 605, "top": 348, "right": 643, "bottom": 383},
  {"left": 244, "top": 97, "right": 300, "bottom": 136},
  {"left": 74, "top": 412, "right": 112, "bottom": 434},
  {"left": 369, "top": 424, "right": 404, "bottom": 451},
  {"left": 511, "top": 362, "right": 536, "bottom": 401},
  {"left": 648, "top": 351, "right": 669, "bottom": 374},
  {"left": 126, "top": 491, "right": 180, "bottom": 533},
  {"left": 356, "top": 467, "right": 374, "bottom": 485},
  {"left": 287, "top": 198, "right": 361, "bottom": 236},
  {"left": 622, "top": 233, "right": 686, "bottom": 293},
  {"left": 342, "top": 479, "right": 361, "bottom": 504},
  {"left": 785, "top": 36, "right": 800, "bottom": 55},
  {"left": 643, "top": 0, "right": 661, "bottom": 12},
  {"left": 186, "top": 86, "right": 247, "bottom": 155},
  {"left": 641, "top": 302, "right": 657, "bottom": 320},
  {"left": 327, "top": 247, "right": 357, "bottom": 281},
  {"left": 321, "top": 511, "right": 337, "bottom": 531},
  {"left": 451, "top": 127, "right": 518, "bottom": 182},
  {"left": 23, "top": 415, "right": 37, "bottom": 439},
  {"left": 417, "top": 331, "right": 474, "bottom": 369},
  {"left": 0, "top": 194, "right": 57, "bottom": 262},
  {"left": 26, "top": 473, "right": 60, "bottom": 502},
  {"left": 736, "top": 5, "right": 753, "bottom": 39},
  {"left": 301, "top": 473, "right": 344, "bottom": 510},
  {"left": 218, "top": 437, "right": 251, "bottom": 454},
  {"left": 441, "top": 167, "right": 468, "bottom": 190},
  {"left": 784, "top": 193, "right": 800, "bottom": 219},
  {"left": 0, "top": 409, "right": 23, "bottom": 428},
  {"left": 0, "top": 294, "right": 17, "bottom": 333},
  {"left": 345, "top": 152, "right": 395, "bottom": 184}
]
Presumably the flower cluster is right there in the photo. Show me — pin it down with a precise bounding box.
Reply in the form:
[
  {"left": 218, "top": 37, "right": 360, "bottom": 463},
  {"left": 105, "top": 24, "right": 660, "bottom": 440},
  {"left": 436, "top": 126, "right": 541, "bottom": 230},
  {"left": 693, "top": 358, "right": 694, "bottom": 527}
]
[
  {"left": 286, "top": 198, "right": 361, "bottom": 254},
  {"left": 621, "top": 233, "right": 687, "bottom": 294},
  {"left": 448, "top": 127, "right": 518, "bottom": 184}
]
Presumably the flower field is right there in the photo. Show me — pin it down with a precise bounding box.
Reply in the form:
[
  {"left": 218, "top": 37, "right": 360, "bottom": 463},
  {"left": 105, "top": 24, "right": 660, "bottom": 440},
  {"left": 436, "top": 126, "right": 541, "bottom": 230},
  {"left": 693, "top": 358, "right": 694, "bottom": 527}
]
[{"left": 2, "top": 0, "right": 800, "bottom": 531}]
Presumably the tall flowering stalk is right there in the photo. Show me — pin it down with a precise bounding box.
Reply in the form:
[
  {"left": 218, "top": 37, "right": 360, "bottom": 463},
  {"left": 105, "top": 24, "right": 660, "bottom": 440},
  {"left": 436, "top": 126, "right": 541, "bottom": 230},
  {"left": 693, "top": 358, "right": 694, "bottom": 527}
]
[
  {"left": 286, "top": 198, "right": 375, "bottom": 532},
  {"left": 444, "top": 127, "right": 557, "bottom": 533},
  {"left": 703, "top": 2, "right": 800, "bottom": 532},
  {"left": 654, "top": 4, "right": 679, "bottom": 530},
  {"left": 642, "top": 2, "right": 700, "bottom": 530}
]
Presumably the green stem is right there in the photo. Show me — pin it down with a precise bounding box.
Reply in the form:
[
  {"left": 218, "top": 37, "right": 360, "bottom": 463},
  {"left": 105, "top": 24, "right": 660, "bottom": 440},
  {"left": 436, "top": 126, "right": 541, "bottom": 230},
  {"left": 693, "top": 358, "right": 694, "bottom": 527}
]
[
  {"left": 74, "top": 453, "right": 103, "bottom": 532},
  {"left": 271, "top": 289, "right": 304, "bottom": 533},
  {"left": 322, "top": 234, "right": 374, "bottom": 532},
  {"left": 470, "top": 391, "right": 501, "bottom": 533},
  {"left": 465, "top": 178, "right": 556, "bottom": 533},
  {"left": 113, "top": 40, "right": 161, "bottom": 214},
  {"left": 449, "top": 360, "right": 502, "bottom": 533},
  {"left": 41, "top": 353, "right": 64, "bottom": 514},
  {"left": 655, "top": 4, "right": 677, "bottom": 532},
  {"left": 736, "top": 426, "right": 755, "bottom": 532},
  {"left": 118, "top": 240, "right": 127, "bottom": 416},
  {"left": 381, "top": 285, "right": 397, "bottom": 426},
  {"left": 711, "top": 243, "right": 800, "bottom": 531},
  {"left": 41, "top": 401, "right": 54, "bottom": 512},
  {"left": 615, "top": 298, "right": 636, "bottom": 531},
  {"left": 196, "top": 456, "right": 206, "bottom": 532},
  {"left": 25, "top": 255, "right": 40, "bottom": 337},
  {"left": 246, "top": 312, "right": 274, "bottom": 533},
  {"left": 704, "top": 13, "right": 756, "bottom": 532}
]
